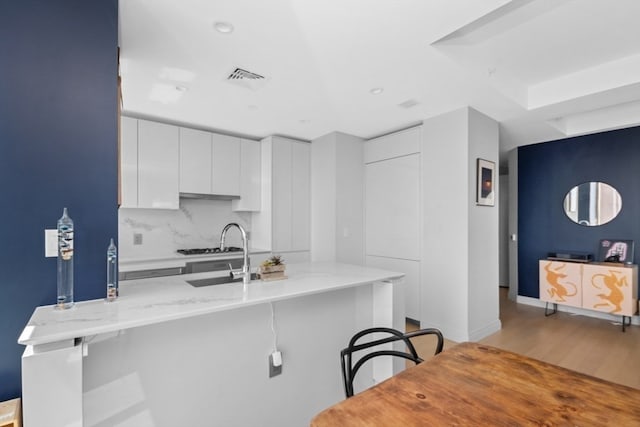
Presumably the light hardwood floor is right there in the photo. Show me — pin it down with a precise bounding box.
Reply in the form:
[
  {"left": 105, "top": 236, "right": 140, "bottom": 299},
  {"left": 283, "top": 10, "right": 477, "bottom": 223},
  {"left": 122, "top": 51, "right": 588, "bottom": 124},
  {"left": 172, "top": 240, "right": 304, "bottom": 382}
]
[{"left": 408, "top": 288, "right": 640, "bottom": 389}]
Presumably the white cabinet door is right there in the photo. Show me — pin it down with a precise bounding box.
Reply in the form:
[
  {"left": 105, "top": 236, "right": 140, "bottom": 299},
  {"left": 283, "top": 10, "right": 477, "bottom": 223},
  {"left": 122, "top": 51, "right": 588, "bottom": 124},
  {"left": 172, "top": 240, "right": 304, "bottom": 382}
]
[
  {"left": 365, "top": 154, "right": 420, "bottom": 260},
  {"left": 364, "top": 126, "right": 421, "bottom": 164},
  {"left": 120, "top": 116, "right": 138, "bottom": 208},
  {"left": 232, "top": 139, "right": 261, "bottom": 212},
  {"left": 366, "top": 255, "right": 420, "bottom": 321},
  {"left": 212, "top": 133, "right": 241, "bottom": 196},
  {"left": 179, "top": 127, "right": 212, "bottom": 194},
  {"left": 138, "top": 120, "right": 179, "bottom": 209},
  {"left": 272, "top": 138, "right": 293, "bottom": 252},
  {"left": 291, "top": 141, "right": 310, "bottom": 251}
]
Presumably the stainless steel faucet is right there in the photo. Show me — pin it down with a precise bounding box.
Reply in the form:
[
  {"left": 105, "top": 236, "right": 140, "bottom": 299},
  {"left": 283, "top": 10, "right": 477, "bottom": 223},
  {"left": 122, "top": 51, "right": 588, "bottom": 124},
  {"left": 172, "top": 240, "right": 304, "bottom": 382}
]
[{"left": 220, "top": 223, "right": 251, "bottom": 285}]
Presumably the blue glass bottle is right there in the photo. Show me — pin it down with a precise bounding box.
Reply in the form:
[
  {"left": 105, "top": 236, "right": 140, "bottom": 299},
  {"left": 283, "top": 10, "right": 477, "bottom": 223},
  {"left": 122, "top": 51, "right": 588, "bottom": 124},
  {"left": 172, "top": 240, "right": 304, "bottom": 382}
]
[
  {"left": 57, "top": 207, "right": 74, "bottom": 309},
  {"left": 106, "top": 238, "right": 118, "bottom": 302}
]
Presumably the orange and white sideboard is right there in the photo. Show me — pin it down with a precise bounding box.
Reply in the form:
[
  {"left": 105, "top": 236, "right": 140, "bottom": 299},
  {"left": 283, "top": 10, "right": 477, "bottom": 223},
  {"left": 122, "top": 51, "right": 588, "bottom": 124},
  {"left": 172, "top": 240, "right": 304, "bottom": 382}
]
[{"left": 539, "top": 260, "right": 638, "bottom": 331}]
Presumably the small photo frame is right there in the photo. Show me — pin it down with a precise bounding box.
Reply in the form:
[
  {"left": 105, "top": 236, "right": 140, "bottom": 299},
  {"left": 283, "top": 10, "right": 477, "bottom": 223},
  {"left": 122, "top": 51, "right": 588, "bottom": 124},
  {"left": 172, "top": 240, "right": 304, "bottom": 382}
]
[
  {"left": 598, "top": 239, "right": 634, "bottom": 264},
  {"left": 476, "top": 158, "right": 495, "bottom": 206}
]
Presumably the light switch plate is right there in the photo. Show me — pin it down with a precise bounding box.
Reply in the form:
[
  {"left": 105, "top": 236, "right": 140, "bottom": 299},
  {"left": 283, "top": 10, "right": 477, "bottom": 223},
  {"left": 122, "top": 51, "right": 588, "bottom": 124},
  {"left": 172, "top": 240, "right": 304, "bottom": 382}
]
[{"left": 45, "top": 229, "right": 57, "bottom": 257}]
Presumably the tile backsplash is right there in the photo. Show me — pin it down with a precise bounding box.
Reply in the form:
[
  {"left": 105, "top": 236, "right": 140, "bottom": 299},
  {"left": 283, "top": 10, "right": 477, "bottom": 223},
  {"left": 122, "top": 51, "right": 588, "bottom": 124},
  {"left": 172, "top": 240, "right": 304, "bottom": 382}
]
[{"left": 119, "top": 199, "right": 252, "bottom": 260}]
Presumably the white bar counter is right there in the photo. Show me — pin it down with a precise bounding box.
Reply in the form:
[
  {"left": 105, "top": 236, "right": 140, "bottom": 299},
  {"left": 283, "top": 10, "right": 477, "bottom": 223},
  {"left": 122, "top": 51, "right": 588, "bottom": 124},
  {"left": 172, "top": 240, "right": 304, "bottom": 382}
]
[{"left": 19, "top": 262, "right": 404, "bottom": 427}]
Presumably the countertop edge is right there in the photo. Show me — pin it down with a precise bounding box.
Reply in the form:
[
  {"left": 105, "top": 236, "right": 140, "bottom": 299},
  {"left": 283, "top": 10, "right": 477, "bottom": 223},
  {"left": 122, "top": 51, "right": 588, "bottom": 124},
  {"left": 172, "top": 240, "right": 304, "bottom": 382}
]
[{"left": 18, "top": 263, "right": 404, "bottom": 347}]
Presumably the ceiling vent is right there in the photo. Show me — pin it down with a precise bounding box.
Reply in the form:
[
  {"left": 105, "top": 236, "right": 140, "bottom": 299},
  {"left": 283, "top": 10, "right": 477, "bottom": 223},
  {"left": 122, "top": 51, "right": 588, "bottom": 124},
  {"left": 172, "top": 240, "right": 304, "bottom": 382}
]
[{"left": 226, "top": 67, "right": 269, "bottom": 91}]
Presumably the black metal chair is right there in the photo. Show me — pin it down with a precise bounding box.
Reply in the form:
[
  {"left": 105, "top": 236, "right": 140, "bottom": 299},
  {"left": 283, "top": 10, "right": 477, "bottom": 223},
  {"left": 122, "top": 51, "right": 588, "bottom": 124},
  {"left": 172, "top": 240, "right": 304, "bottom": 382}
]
[{"left": 340, "top": 327, "right": 444, "bottom": 398}]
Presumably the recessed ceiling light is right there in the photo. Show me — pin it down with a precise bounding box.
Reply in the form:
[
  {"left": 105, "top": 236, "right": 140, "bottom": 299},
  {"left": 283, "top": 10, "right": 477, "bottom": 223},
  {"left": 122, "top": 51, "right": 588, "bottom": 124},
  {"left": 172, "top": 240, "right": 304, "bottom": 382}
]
[
  {"left": 248, "top": 105, "right": 258, "bottom": 110},
  {"left": 175, "top": 85, "right": 188, "bottom": 92},
  {"left": 299, "top": 119, "right": 311, "bottom": 124},
  {"left": 370, "top": 87, "right": 384, "bottom": 95},
  {"left": 214, "top": 22, "right": 234, "bottom": 34}
]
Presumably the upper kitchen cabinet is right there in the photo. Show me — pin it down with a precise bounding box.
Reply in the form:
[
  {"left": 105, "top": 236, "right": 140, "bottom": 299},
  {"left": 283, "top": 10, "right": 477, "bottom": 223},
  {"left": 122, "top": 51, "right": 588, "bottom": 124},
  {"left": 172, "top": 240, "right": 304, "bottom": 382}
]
[
  {"left": 179, "top": 127, "right": 211, "bottom": 195},
  {"left": 232, "top": 139, "right": 261, "bottom": 212},
  {"left": 138, "top": 120, "right": 180, "bottom": 209},
  {"left": 212, "top": 133, "right": 241, "bottom": 196},
  {"left": 120, "top": 117, "right": 179, "bottom": 209},
  {"left": 252, "top": 136, "right": 310, "bottom": 254},
  {"left": 179, "top": 129, "right": 241, "bottom": 197},
  {"left": 273, "top": 137, "right": 310, "bottom": 252},
  {"left": 120, "top": 116, "right": 138, "bottom": 208}
]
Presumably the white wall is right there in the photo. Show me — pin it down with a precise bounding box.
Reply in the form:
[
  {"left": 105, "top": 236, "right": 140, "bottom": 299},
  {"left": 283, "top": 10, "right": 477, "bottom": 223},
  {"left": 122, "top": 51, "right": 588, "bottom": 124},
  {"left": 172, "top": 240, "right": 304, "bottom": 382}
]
[
  {"left": 118, "top": 198, "right": 251, "bottom": 260},
  {"left": 499, "top": 174, "right": 509, "bottom": 286},
  {"left": 421, "top": 107, "right": 501, "bottom": 342},
  {"left": 311, "top": 132, "right": 364, "bottom": 264},
  {"left": 508, "top": 148, "right": 519, "bottom": 301},
  {"left": 467, "top": 108, "right": 501, "bottom": 340},
  {"left": 421, "top": 108, "right": 470, "bottom": 341}
]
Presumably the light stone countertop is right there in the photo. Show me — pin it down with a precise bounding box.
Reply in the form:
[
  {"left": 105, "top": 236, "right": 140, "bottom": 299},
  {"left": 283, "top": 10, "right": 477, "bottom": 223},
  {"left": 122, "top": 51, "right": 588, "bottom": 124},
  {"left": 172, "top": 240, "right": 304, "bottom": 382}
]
[{"left": 18, "top": 262, "right": 403, "bottom": 347}]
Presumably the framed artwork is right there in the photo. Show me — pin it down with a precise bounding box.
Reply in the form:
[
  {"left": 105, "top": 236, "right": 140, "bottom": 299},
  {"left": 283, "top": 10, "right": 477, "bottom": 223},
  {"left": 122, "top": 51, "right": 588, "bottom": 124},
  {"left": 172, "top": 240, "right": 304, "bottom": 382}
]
[
  {"left": 598, "top": 239, "right": 634, "bottom": 264},
  {"left": 476, "top": 158, "right": 495, "bottom": 206}
]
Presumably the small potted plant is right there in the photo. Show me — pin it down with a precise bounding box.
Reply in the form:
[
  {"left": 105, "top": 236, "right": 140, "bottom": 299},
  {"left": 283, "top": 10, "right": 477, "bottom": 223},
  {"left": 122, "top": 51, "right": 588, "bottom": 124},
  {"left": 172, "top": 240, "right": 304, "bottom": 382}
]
[{"left": 259, "top": 255, "right": 287, "bottom": 281}]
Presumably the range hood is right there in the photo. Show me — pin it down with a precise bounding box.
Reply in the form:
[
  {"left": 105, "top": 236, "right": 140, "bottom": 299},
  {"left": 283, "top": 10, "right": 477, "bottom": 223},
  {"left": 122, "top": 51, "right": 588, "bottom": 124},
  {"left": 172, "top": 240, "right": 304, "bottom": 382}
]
[{"left": 179, "top": 192, "right": 240, "bottom": 201}]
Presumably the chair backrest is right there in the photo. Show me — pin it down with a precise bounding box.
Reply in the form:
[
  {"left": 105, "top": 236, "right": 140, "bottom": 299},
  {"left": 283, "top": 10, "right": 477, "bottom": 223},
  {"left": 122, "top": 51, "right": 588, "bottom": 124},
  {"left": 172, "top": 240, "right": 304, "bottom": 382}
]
[{"left": 340, "top": 327, "right": 444, "bottom": 398}]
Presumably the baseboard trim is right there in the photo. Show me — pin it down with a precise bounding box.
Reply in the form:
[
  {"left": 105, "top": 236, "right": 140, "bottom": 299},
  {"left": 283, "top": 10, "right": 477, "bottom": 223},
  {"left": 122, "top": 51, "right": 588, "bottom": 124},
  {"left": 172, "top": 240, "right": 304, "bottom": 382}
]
[
  {"left": 516, "top": 295, "right": 640, "bottom": 326},
  {"left": 469, "top": 319, "right": 502, "bottom": 341}
]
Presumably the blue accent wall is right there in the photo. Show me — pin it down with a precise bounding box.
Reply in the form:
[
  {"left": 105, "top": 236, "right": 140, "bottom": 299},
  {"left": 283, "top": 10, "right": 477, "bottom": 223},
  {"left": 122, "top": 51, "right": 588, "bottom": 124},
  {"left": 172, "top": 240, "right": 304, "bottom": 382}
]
[
  {"left": 0, "top": 0, "right": 118, "bottom": 401},
  {"left": 518, "top": 126, "right": 640, "bottom": 298}
]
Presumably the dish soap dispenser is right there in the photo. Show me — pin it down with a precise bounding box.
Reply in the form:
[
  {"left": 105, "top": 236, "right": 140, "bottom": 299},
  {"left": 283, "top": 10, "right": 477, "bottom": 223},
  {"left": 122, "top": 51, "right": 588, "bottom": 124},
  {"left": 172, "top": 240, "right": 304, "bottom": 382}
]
[
  {"left": 106, "top": 238, "right": 118, "bottom": 302},
  {"left": 57, "top": 207, "right": 74, "bottom": 309}
]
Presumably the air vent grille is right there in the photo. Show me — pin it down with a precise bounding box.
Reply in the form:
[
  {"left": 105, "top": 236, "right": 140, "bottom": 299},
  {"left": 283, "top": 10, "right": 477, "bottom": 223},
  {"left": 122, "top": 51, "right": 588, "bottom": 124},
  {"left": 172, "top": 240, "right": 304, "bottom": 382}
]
[{"left": 227, "top": 68, "right": 265, "bottom": 81}]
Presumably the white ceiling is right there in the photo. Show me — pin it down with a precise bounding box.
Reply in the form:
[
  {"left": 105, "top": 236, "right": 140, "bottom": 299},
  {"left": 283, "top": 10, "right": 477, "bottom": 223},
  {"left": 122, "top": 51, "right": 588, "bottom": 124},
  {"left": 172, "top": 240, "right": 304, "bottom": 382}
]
[{"left": 119, "top": 0, "right": 640, "bottom": 164}]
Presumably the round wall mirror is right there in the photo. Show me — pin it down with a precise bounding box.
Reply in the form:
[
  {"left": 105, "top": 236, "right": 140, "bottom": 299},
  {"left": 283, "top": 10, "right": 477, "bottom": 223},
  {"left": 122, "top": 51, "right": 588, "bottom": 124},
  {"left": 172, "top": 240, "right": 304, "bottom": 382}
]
[{"left": 563, "top": 182, "right": 622, "bottom": 226}]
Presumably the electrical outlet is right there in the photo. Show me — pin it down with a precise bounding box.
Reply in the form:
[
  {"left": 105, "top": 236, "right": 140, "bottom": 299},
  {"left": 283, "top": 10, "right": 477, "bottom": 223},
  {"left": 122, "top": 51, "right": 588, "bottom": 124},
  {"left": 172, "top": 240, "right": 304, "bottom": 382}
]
[
  {"left": 133, "top": 233, "right": 143, "bottom": 245},
  {"left": 45, "top": 229, "right": 57, "bottom": 257},
  {"left": 269, "top": 352, "right": 282, "bottom": 377}
]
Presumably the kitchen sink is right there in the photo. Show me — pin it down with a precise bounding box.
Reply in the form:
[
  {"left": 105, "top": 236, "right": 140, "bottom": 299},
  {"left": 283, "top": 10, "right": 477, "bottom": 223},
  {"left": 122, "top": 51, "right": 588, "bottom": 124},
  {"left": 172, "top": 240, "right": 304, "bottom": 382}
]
[{"left": 187, "top": 273, "right": 259, "bottom": 287}]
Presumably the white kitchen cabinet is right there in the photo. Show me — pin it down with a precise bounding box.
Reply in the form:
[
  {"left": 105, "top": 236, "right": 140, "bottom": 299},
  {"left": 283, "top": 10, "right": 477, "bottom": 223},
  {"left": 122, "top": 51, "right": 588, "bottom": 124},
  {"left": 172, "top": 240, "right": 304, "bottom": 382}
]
[
  {"left": 179, "top": 127, "right": 212, "bottom": 194},
  {"left": 212, "top": 133, "right": 241, "bottom": 196},
  {"left": 365, "top": 154, "right": 420, "bottom": 260},
  {"left": 364, "top": 126, "right": 421, "bottom": 164},
  {"left": 179, "top": 129, "right": 241, "bottom": 197},
  {"left": 272, "top": 138, "right": 294, "bottom": 252},
  {"left": 364, "top": 126, "right": 422, "bottom": 321},
  {"left": 291, "top": 141, "right": 311, "bottom": 251},
  {"left": 232, "top": 139, "right": 261, "bottom": 212},
  {"left": 251, "top": 136, "right": 310, "bottom": 254},
  {"left": 120, "top": 116, "right": 138, "bottom": 208},
  {"left": 138, "top": 120, "right": 180, "bottom": 209}
]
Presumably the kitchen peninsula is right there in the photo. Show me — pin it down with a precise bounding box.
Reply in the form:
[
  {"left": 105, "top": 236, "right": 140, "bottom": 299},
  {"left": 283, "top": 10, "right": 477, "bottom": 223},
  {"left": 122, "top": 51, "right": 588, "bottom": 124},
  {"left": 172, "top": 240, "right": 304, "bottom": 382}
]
[{"left": 18, "top": 263, "right": 404, "bottom": 427}]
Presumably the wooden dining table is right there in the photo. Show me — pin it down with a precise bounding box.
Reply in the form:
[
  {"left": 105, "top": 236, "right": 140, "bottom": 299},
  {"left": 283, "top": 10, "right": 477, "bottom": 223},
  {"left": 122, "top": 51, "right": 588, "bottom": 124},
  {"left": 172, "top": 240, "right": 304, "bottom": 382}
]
[{"left": 310, "top": 342, "right": 640, "bottom": 426}]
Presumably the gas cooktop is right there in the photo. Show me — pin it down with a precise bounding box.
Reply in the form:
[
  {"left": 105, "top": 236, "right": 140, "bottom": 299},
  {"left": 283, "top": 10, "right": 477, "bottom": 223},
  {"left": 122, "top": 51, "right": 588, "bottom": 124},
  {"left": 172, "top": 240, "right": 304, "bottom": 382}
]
[{"left": 177, "top": 247, "right": 243, "bottom": 255}]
